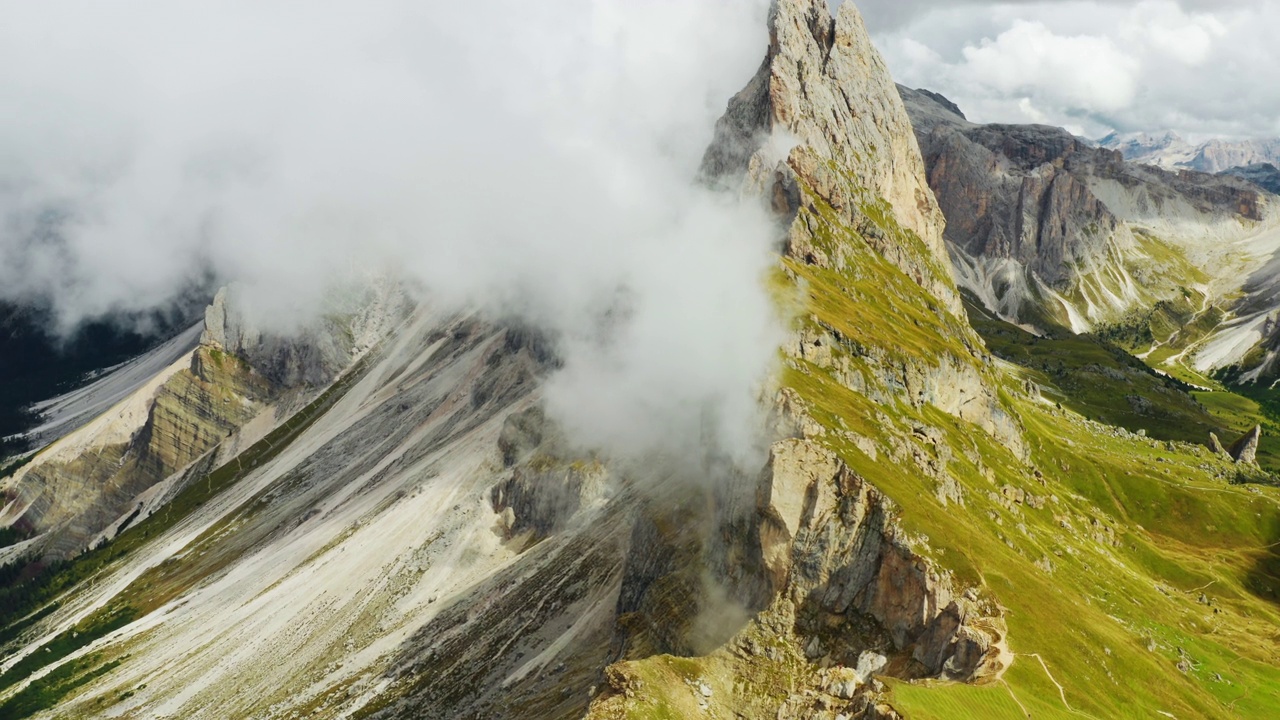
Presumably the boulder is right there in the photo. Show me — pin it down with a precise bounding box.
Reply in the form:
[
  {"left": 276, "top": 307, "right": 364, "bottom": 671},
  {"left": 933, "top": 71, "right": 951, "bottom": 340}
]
[
  {"left": 1209, "top": 432, "right": 1228, "bottom": 456},
  {"left": 1228, "top": 425, "right": 1261, "bottom": 466}
]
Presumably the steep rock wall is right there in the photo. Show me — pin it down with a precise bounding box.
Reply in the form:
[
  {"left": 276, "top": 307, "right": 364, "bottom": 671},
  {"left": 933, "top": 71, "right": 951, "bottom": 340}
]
[
  {"left": 901, "top": 85, "right": 1273, "bottom": 333},
  {"left": 701, "top": 0, "right": 959, "bottom": 316},
  {"left": 0, "top": 283, "right": 409, "bottom": 561}
]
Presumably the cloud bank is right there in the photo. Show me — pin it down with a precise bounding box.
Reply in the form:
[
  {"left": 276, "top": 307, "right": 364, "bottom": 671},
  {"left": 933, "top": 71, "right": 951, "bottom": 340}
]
[
  {"left": 0, "top": 0, "right": 781, "bottom": 461},
  {"left": 849, "top": 0, "right": 1280, "bottom": 139}
]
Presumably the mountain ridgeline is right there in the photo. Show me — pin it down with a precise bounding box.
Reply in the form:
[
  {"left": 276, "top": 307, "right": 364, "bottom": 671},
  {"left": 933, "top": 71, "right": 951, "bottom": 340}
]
[
  {"left": 900, "top": 86, "right": 1272, "bottom": 334},
  {"left": 1101, "top": 131, "right": 1280, "bottom": 175},
  {"left": 0, "top": 2, "right": 1277, "bottom": 719},
  {"left": 900, "top": 85, "right": 1280, "bottom": 396}
]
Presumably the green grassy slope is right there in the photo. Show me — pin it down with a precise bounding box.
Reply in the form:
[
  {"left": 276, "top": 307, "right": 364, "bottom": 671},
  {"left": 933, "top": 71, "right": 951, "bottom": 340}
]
[
  {"left": 589, "top": 158, "right": 1280, "bottom": 719},
  {"left": 789, "top": 221, "right": 1280, "bottom": 719},
  {"left": 970, "top": 298, "right": 1280, "bottom": 477}
]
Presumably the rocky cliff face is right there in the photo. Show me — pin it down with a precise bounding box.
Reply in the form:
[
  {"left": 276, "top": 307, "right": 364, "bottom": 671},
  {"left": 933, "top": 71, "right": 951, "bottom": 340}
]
[
  {"left": 698, "top": 1, "right": 1020, "bottom": 452},
  {"left": 902, "top": 86, "right": 1272, "bottom": 333},
  {"left": 701, "top": 0, "right": 959, "bottom": 316},
  {"left": 585, "top": 2, "right": 1018, "bottom": 715},
  {"left": 0, "top": 344, "right": 273, "bottom": 560},
  {"left": 756, "top": 437, "right": 1007, "bottom": 680},
  {"left": 0, "top": 283, "right": 409, "bottom": 561},
  {"left": 1222, "top": 163, "right": 1280, "bottom": 195}
]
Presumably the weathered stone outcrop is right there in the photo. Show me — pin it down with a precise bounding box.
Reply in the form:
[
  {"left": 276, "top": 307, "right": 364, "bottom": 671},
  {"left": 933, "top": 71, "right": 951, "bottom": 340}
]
[
  {"left": 900, "top": 85, "right": 1269, "bottom": 332},
  {"left": 1229, "top": 425, "right": 1262, "bottom": 466},
  {"left": 491, "top": 407, "right": 608, "bottom": 538},
  {"left": 1209, "top": 432, "right": 1229, "bottom": 457},
  {"left": 2, "top": 283, "right": 410, "bottom": 561},
  {"left": 701, "top": 0, "right": 960, "bottom": 315},
  {"left": 759, "top": 439, "right": 1008, "bottom": 681},
  {"left": 4, "top": 345, "right": 275, "bottom": 559}
]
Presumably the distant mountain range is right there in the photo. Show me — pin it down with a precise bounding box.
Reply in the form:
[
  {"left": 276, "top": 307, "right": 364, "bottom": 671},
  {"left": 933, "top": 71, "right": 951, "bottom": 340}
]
[
  {"left": 1100, "top": 130, "right": 1280, "bottom": 174},
  {"left": 901, "top": 86, "right": 1272, "bottom": 337},
  {"left": 901, "top": 87, "right": 1280, "bottom": 388},
  {"left": 1222, "top": 163, "right": 1280, "bottom": 195}
]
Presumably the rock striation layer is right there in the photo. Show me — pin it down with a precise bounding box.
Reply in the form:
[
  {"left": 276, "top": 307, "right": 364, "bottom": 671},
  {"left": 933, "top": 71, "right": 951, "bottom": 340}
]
[{"left": 0, "top": 283, "right": 409, "bottom": 560}]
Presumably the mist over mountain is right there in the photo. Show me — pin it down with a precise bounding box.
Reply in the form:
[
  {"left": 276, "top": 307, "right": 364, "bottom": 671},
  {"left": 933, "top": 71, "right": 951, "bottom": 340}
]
[
  {"left": 1, "top": 2, "right": 1279, "bottom": 719},
  {"left": 866, "top": 1, "right": 1280, "bottom": 140},
  {"left": 0, "top": 0, "right": 783, "bottom": 463}
]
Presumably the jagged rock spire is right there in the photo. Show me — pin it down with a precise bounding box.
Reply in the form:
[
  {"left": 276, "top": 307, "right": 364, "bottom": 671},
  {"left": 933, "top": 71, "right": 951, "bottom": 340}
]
[
  {"left": 1228, "top": 425, "right": 1262, "bottom": 466},
  {"left": 702, "top": 0, "right": 960, "bottom": 313}
]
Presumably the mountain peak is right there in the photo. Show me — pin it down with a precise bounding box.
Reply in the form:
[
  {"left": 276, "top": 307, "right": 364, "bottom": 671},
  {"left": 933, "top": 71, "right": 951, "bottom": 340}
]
[
  {"left": 913, "top": 88, "right": 966, "bottom": 120},
  {"left": 703, "top": 0, "right": 959, "bottom": 313}
]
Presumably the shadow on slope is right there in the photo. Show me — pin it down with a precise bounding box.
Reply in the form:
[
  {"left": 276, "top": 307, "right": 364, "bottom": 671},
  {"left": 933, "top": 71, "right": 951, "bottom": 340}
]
[{"left": 965, "top": 296, "right": 1230, "bottom": 446}]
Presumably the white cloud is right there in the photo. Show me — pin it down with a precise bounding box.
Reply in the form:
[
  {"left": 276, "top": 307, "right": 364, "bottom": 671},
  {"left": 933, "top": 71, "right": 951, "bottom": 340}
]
[
  {"left": 0, "top": 0, "right": 781, "bottom": 463},
  {"left": 1132, "top": 4, "right": 1226, "bottom": 66},
  {"left": 1018, "top": 98, "right": 1049, "bottom": 124},
  {"left": 868, "top": 0, "right": 1280, "bottom": 139},
  {"left": 960, "top": 20, "right": 1139, "bottom": 113}
]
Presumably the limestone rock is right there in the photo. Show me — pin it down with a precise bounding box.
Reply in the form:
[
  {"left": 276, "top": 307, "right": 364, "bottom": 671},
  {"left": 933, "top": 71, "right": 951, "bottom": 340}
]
[
  {"left": 757, "top": 438, "right": 844, "bottom": 584},
  {"left": 855, "top": 651, "right": 888, "bottom": 682},
  {"left": 900, "top": 85, "right": 1267, "bottom": 332},
  {"left": 820, "top": 667, "right": 862, "bottom": 699},
  {"left": 3, "top": 281, "right": 410, "bottom": 561},
  {"left": 1209, "top": 432, "right": 1228, "bottom": 456},
  {"left": 756, "top": 438, "right": 1007, "bottom": 682},
  {"left": 701, "top": 0, "right": 960, "bottom": 315},
  {"left": 1228, "top": 425, "right": 1262, "bottom": 466}
]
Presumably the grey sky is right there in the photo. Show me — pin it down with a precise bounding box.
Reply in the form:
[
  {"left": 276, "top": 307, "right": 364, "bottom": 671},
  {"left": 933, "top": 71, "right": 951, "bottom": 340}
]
[{"left": 844, "top": 0, "right": 1280, "bottom": 139}]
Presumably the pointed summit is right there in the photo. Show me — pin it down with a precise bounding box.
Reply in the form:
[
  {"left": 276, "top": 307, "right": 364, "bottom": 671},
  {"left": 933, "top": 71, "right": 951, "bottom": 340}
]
[
  {"left": 1228, "top": 425, "right": 1262, "bottom": 466},
  {"left": 702, "top": 0, "right": 960, "bottom": 314}
]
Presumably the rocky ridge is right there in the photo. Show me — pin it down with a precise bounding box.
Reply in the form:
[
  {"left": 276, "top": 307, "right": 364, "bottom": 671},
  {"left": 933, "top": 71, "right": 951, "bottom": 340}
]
[
  {"left": 1222, "top": 163, "right": 1280, "bottom": 195},
  {"left": 901, "top": 86, "right": 1276, "bottom": 334},
  {"left": 0, "top": 2, "right": 1277, "bottom": 719},
  {"left": 0, "top": 283, "right": 409, "bottom": 561},
  {"left": 701, "top": 0, "right": 958, "bottom": 316},
  {"left": 590, "top": 2, "right": 1019, "bottom": 715}
]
